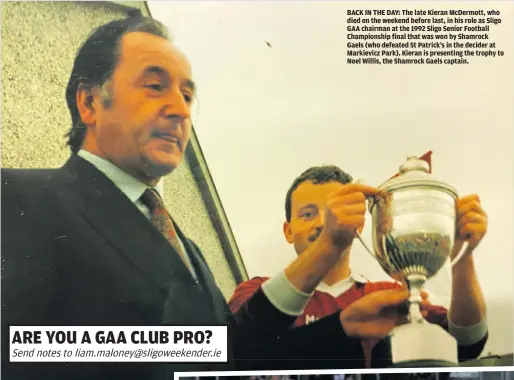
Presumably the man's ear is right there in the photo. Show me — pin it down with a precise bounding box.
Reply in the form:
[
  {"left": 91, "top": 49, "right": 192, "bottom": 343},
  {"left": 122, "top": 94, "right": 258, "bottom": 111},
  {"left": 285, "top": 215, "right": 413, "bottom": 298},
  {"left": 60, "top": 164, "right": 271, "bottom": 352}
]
[
  {"left": 283, "top": 221, "right": 294, "bottom": 244},
  {"left": 76, "top": 83, "right": 99, "bottom": 126}
]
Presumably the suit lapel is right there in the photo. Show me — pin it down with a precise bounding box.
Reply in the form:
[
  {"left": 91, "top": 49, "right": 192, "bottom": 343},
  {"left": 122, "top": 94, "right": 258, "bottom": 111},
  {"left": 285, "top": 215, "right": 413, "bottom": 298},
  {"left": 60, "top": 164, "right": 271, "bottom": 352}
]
[
  {"left": 63, "top": 155, "right": 196, "bottom": 295},
  {"left": 173, "top": 225, "right": 209, "bottom": 285},
  {"left": 175, "top": 226, "right": 229, "bottom": 324},
  {"left": 155, "top": 210, "right": 224, "bottom": 324}
]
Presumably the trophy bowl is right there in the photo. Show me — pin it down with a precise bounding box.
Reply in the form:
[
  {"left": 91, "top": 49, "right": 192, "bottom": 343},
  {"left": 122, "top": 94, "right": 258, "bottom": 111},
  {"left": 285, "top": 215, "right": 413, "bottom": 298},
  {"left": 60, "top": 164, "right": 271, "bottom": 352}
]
[{"left": 365, "top": 157, "right": 468, "bottom": 367}]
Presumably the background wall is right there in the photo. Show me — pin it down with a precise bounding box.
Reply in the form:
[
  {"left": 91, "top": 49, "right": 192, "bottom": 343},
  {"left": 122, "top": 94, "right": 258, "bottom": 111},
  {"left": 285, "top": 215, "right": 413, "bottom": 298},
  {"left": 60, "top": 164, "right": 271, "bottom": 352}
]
[
  {"left": 150, "top": 0, "right": 514, "bottom": 357},
  {"left": 1, "top": 1, "right": 240, "bottom": 299}
]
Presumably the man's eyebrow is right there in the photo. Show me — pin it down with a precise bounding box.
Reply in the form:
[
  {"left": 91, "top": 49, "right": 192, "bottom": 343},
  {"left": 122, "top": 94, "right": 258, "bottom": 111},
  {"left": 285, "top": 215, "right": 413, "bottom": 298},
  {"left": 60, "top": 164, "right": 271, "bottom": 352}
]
[
  {"left": 143, "top": 66, "right": 195, "bottom": 92},
  {"left": 143, "top": 66, "right": 168, "bottom": 77},
  {"left": 183, "top": 79, "right": 196, "bottom": 93}
]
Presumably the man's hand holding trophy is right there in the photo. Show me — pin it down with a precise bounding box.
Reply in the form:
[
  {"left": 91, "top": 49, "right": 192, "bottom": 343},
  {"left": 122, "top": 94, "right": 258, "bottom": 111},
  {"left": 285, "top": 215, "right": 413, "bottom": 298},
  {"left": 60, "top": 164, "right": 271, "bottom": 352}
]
[{"left": 332, "top": 156, "right": 487, "bottom": 367}]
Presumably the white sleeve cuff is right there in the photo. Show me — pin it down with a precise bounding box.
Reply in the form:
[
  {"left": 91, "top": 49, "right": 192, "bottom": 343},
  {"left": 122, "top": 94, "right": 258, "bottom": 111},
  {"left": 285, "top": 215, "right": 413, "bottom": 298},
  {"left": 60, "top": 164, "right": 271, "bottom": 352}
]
[
  {"left": 261, "top": 270, "right": 314, "bottom": 316},
  {"left": 448, "top": 315, "right": 488, "bottom": 346}
]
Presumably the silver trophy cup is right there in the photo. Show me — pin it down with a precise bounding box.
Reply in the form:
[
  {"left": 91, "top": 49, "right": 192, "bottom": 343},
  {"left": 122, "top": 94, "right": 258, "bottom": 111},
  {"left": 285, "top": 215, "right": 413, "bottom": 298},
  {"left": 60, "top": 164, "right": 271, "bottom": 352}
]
[{"left": 357, "top": 157, "right": 469, "bottom": 367}]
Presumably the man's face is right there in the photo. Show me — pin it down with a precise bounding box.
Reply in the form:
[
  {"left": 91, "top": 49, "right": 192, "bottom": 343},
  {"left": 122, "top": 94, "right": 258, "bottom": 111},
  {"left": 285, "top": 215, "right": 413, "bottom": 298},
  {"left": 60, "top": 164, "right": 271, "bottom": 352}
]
[
  {"left": 82, "top": 32, "right": 195, "bottom": 183},
  {"left": 283, "top": 180, "right": 345, "bottom": 255}
]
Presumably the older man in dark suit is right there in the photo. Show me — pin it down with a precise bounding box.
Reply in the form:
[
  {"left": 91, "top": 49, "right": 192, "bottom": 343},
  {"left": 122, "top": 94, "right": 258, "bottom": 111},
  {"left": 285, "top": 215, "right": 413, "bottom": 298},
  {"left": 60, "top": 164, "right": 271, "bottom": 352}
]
[{"left": 2, "top": 15, "right": 430, "bottom": 380}]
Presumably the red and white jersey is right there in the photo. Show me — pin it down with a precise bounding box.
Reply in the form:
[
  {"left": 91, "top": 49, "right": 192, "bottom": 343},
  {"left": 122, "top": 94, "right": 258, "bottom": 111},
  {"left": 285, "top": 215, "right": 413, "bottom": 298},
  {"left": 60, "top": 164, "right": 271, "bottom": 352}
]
[{"left": 229, "top": 274, "right": 448, "bottom": 367}]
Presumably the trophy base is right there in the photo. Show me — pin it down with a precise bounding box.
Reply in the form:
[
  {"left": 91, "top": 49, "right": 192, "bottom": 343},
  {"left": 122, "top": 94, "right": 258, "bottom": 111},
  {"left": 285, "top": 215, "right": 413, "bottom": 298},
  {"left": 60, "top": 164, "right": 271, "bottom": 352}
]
[{"left": 387, "top": 321, "right": 458, "bottom": 367}]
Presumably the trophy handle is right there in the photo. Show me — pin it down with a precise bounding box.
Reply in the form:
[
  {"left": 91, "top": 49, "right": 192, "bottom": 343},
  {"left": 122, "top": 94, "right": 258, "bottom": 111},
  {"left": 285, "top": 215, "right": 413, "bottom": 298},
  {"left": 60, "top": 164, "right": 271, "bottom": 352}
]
[
  {"left": 449, "top": 241, "right": 469, "bottom": 267},
  {"left": 351, "top": 178, "right": 378, "bottom": 259},
  {"left": 355, "top": 231, "right": 377, "bottom": 259}
]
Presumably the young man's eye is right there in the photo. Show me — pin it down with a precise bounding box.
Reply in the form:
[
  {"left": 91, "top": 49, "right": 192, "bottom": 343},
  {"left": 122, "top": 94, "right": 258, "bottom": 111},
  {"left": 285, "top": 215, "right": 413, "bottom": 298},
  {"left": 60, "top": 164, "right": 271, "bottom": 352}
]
[
  {"left": 183, "top": 93, "right": 192, "bottom": 103},
  {"left": 146, "top": 84, "right": 164, "bottom": 91}
]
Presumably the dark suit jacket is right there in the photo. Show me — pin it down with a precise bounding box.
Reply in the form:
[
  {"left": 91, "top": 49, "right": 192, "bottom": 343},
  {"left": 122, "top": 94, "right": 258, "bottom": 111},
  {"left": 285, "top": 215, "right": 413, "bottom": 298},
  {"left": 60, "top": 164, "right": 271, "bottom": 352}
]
[{"left": 1, "top": 155, "right": 369, "bottom": 380}]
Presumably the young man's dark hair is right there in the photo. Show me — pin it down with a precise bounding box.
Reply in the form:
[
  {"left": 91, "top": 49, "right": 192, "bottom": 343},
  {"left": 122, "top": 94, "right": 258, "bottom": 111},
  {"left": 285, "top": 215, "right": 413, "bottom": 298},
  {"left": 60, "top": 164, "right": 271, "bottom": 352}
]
[
  {"left": 284, "top": 165, "right": 353, "bottom": 222},
  {"left": 65, "top": 15, "right": 169, "bottom": 153}
]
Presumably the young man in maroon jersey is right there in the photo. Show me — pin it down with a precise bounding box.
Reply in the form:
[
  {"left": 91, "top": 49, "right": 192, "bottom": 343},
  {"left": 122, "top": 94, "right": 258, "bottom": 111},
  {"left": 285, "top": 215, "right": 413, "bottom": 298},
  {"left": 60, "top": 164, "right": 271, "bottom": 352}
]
[{"left": 229, "top": 155, "right": 488, "bottom": 368}]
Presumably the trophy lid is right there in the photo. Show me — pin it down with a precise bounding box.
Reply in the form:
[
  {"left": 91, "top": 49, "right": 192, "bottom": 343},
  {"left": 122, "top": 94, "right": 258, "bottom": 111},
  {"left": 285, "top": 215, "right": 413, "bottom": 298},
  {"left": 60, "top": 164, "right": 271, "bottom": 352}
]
[{"left": 376, "top": 156, "right": 458, "bottom": 198}]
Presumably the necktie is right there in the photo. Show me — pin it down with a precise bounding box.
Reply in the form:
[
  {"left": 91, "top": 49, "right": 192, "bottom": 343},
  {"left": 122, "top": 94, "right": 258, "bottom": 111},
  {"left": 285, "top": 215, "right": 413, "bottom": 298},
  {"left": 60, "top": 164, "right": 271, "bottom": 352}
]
[{"left": 141, "top": 188, "right": 193, "bottom": 275}]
